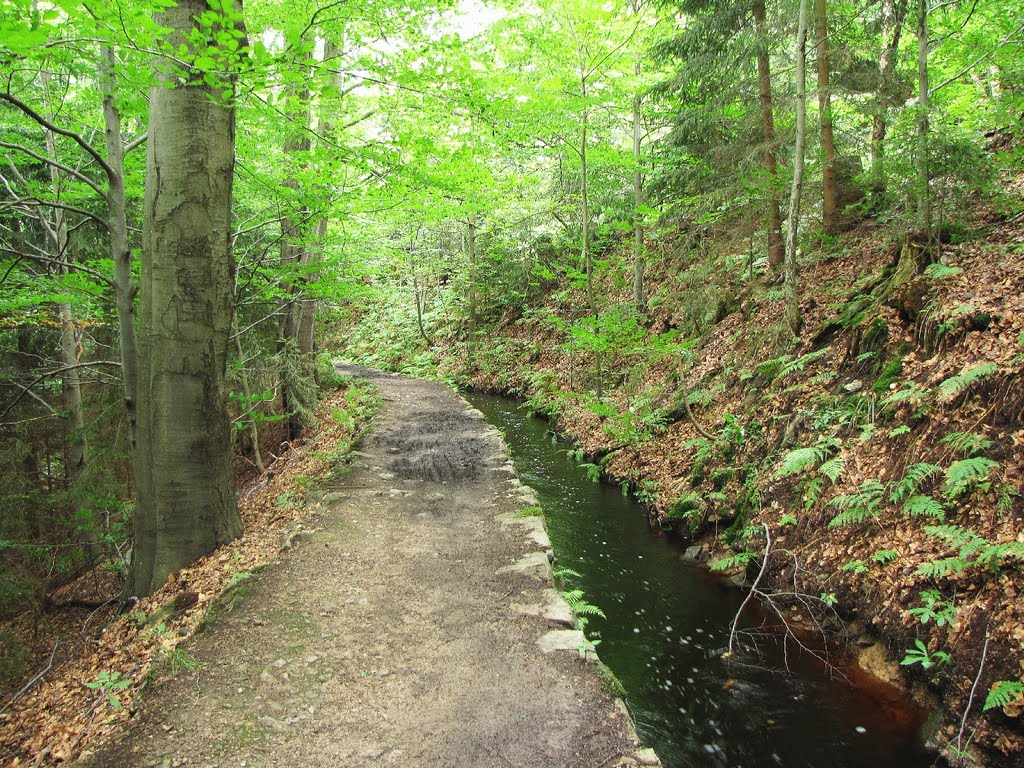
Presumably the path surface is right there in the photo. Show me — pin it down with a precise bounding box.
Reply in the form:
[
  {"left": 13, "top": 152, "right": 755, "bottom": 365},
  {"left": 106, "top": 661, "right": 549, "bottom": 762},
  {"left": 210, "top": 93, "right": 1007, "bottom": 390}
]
[{"left": 85, "top": 367, "right": 652, "bottom": 768}]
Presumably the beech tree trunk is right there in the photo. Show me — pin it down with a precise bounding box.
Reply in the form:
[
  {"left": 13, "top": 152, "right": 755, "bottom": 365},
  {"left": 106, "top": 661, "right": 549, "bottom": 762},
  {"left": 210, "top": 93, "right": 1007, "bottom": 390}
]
[
  {"left": 870, "top": 0, "right": 906, "bottom": 200},
  {"left": 916, "top": 0, "right": 932, "bottom": 240},
  {"left": 786, "top": 0, "right": 810, "bottom": 335},
  {"left": 100, "top": 46, "right": 139, "bottom": 457},
  {"left": 632, "top": 61, "right": 645, "bottom": 312},
  {"left": 814, "top": 0, "right": 838, "bottom": 233},
  {"left": 753, "top": 0, "right": 785, "bottom": 268},
  {"left": 128, "top": 0, "right": 243, "bottom": 597}
]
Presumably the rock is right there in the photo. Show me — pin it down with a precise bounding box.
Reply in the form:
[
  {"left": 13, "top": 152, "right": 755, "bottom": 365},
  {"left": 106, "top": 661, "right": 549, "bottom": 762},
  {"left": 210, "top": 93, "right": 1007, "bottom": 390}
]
[
  {"left": 683, "top": 545, "right": 704, "bottom": 561},
  {"left": 843, "top": 379, "right": 864, "bottom": 393},
  {"left": 635, "top": 748, "right": 662, "bottom": 766},
  {"left": 257, "top": 715, "right": 289, "bottom": 732},
  {"left": 536, "top": 629, "right": 587, "bottom": 654},
  {"left": 856, "top": 641, "right": 901, "bottom": 687},
  {"left": 510, "top": 589, "right": 575, "bottom": 627},
  {"left": 496, "top": 551, "right": 552, "bottom": 581},
  {"left": 612, "top": 759, "right": 639, "bottom": 768}
]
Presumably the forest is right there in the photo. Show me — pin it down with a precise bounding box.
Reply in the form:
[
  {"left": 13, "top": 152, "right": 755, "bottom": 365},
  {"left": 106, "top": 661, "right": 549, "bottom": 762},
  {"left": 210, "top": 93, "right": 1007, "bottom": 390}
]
[{"left": 1, "top": 0, "right": 1022, "bottom": 764}]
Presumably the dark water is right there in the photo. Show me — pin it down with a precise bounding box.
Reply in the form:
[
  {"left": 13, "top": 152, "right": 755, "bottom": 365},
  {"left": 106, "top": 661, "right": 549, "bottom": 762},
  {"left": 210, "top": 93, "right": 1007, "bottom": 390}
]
[{"left": 469, "top": 393, "right": 935, "bottom": 768}]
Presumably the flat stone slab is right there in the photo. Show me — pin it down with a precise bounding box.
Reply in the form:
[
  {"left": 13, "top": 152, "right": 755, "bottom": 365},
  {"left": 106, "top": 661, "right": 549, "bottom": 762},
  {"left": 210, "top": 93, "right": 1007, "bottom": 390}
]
[
  {"left": 537, "top": 629, "right": 587, "bottom": 654},
  {"left": 510, "top": 588, "right": 575, "bottom": 627},
  {"left": 496, "top": 551, "right": 552, "bottom": 581},
  {"left": 499, "top": 515, "right": 551, "bottom": 549}
]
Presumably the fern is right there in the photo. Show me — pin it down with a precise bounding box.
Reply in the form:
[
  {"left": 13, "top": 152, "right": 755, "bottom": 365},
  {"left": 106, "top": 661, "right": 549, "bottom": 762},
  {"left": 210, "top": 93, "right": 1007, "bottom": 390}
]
[
  {"left": 890, "top": 462, "right": 942, "bottom": 503},
  {"left": 937, "top": 363, "right": 997, "bottom": 402},
  {"left": 902, "top": 495, "right": 947, "bottom": 520},
  {"left": 842, "top": 560, "right": 869, "bottom": 574},
  {"left": 880, "top": 382, "right": 928, "bottom": 409},
  {"left": 924, "top": 263, "right": 963, "bottom": 280},
  {"left": 984, "top": 680, "right": 1024, "bottom": 711},
  {"left": 561, "top": 589, "right": 607, "bottom": 619},
  {"left": 779, "top": 348, "right": 828, "bottom": 378},
  {"left": 819, "top": 455, "right": 846, "bottom": 484},
  {"left": 872, "top": 549, "right": 898, "bottom": 565},
  {"left": 925, "top": 524, "right": 986, "bottom": 551},
  {"left": 711, "top": 551, "right": 754, "bottom": 571},
  {"left": 827, "top": 480, "right": 885, "bottom": 528},
  {"left": 776, "top": 446, "right": 824, "bottom": 478},
  {"left": 940, "top": 431, "right": 992, "bottom": 457},
  {"left": 942, "top": 457, "right": 999, "bottom": 498},
  {"left": 915, "top": 557, "right": 969, "bottom": 579}
]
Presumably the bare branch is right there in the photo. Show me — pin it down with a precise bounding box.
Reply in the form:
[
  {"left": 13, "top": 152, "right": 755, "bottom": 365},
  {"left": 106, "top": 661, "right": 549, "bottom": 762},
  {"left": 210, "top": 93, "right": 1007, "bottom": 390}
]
[
  {"left": 0, "top": 141, "right": 106, "bottom": 197},
  {"left": 0, "top": 91, "right": 116, "bottom": 179}
]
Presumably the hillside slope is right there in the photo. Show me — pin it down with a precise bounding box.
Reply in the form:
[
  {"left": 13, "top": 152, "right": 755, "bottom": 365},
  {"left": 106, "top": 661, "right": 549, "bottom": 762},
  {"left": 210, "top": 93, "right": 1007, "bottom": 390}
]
[{"left": 340, "top": 208, "right": 1024, "bottom": 765}]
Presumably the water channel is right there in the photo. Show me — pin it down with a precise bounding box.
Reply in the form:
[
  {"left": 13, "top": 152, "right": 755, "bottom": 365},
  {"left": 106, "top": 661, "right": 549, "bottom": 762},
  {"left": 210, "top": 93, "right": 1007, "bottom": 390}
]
[{"left": 469, "top": 393, "right": 935, "bottom": 768}]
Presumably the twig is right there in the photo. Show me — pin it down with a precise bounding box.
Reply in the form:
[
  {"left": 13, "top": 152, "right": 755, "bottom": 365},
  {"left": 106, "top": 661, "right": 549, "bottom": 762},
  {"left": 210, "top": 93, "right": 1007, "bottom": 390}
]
[
  {"left": 728, "top": 523, "right": 771, "bottom": 656},
  {"left": 954, "top": 634, "right": 989, "bottom": 760},
  {"left": 0, "top": 640, "right": 59, "bottom": 715}
]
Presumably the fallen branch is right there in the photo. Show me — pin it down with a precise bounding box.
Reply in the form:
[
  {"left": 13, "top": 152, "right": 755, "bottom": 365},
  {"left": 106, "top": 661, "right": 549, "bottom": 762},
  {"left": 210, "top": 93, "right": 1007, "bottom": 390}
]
[
  {"left": 727, "top": 523, "right": 771, "bottom": 656},
  {"left": 0, "top": 640, "right": 58, "bottom": 716}
]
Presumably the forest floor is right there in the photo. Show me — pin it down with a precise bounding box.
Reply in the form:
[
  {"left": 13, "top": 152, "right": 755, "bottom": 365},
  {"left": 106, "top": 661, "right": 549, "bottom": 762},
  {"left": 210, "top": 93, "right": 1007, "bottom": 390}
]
[{"left": 74, "top": 366, "right": 647, "bottom": 768}]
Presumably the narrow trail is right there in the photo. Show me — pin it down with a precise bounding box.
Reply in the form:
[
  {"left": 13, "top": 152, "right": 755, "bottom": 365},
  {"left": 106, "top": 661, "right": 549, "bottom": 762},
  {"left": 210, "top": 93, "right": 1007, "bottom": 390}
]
[{"left": 85, "top": 367, "right": 653, "bottom": 768}]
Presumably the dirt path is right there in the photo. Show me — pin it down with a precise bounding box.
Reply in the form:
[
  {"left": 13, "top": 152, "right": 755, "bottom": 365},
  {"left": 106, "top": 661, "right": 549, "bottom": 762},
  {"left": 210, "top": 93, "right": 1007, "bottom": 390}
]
[{"left": 83, "top": 367, "right": 653, "bottom": 768}]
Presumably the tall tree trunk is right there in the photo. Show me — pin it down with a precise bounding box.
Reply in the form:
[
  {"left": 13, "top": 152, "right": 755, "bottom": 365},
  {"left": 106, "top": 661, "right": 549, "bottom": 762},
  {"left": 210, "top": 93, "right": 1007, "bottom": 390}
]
[
  {"left": 753, "top": 0, "right": 785, "bottom": 268},
  {"left": 814, "top": 0, "right": 838, "bottom": 233},
  {"left": 100, "top": 46, "right": 139, "bottom": 458},
  {"left": 632, "top": 61, "right": 645, "bottom": 312},
  {"left": 786, "top": 0, "right": 810, "bottom": 335},
  {"left": 580, "top": 76, "right": 602, "bottom": 397},
  {"left": 278, "top": 55, "right": 314, "bottom": 440},
  {"left": 467, "top": 216, "right": 477, "bottom": 346},
  {"left": 916, "top": 0, "right": 932, "bottom": 241},
  {"left": 870, "top": 0, "right": 906, "bottom": 201},
  {"left": 128, "top": 0, "right": 243, "bottom": 597},
  {"left": 40, "top": 98, "right": 89, "bottom": 490}
]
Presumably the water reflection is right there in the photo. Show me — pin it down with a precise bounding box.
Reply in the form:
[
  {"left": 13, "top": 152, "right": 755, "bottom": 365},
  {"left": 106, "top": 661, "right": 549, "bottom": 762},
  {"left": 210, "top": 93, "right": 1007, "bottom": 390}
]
[{"left": 469, "top": 394, "right": 933, "bottom": 768}]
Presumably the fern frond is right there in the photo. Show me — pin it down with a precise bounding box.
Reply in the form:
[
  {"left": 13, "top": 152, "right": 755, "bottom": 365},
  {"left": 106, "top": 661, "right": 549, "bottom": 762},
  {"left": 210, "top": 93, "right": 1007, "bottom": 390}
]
[
  {"left": 779, "top": 348, "right": 828, "bottom": 378},
  {"left": 776, "top": 446, "right": 823, "bottom": 478},
  {"left": 819, "top": 455, "right": 846, "bottom": 484},
  {"left": 943, "top": 458, "right": 999, "bottom": 498},
  {"left": 940, "top": 431, "right": 993, "bottom": 457},
  {"left": 902, "top": 494, "right": 946, "bottom": 520},
  {"left": 924, "top": 524, "right": 986, "bottom": 551},
  {"left": 891, "top": 462, "right": 942, "bottom": 503},
  {"left": 915, "top": 557, "right": 968, "bottom": 579},
  {"left": 872, "top": 549, "right": 899, "bottom": 565},
  {"left": 937, "top": 363, "right": 998, "bottom": 402},
  {"left": 711, "top": 551, "right": 754, "bottom": 571},
  {"left": 984, "top": 680, "right": 1024, "bottom": 711}
]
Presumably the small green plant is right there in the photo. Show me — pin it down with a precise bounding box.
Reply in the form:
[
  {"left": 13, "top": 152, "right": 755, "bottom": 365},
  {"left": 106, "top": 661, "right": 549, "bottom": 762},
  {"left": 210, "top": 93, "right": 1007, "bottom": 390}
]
[
  {"left": 842, "top": 559, "right": 869, "bottom": 574},
  {"left": 85, "top": 670, "right": 132, "bottom": 710},
  {"left": 827, "top": 480, "right": 884, "bottom": 528},
  {"left": 820, "top": 591, "right": 838, "bottom": 607},
  {"left": 900, "top": 640, "right": 950, "bottom": 671},
  {"left": 984, "top": 680, "right": 1024, "bottom": 711},
  {"left": 936, "top": 363, "right": 997, "bottom": 402},
  {"left": 942, "top": 457, "right": 999, "bottom": 498},
  {"left": 872, "top": 548, "right": 898, "bottom": 565},
  {"left": 711, "top": 551, "right": 754, "bottom": 572},
  {"left": 907, "top": 590, "right": 957, "bottom": 627}
]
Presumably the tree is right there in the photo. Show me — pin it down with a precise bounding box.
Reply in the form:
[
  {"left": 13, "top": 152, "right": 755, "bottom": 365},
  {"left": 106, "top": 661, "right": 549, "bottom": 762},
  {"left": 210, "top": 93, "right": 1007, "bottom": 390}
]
[
  {"left": 785, "top": 0, "right": 809, "bottom": 335},
  {"left": 127, "top": 0, "right": 246, "bottom": 597},
  {"left": 813, "top": 0, "right": 838, "bottom": 233}
]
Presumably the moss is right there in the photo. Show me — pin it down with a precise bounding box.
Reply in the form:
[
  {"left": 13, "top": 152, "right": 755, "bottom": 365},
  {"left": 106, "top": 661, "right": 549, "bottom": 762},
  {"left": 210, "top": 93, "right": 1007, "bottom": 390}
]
[
  {"left": 873, "top": 343, "right": 912, "bottom": 396},
  {"left": 595, "top": 661, "right": 627, "bottom": 697},
  {"left": 709, "top": 466, "right": 737, "bottom": 490}
]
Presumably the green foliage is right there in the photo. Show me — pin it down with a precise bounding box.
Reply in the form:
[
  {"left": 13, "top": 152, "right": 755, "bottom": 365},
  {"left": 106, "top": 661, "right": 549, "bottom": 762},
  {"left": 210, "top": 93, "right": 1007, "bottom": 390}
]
[
  {"left": 942, "top": 457, "right": 999, "bottom": 498},
  {"left": 900, "top": 640, "right": 950, "bottom": 671},
  {"left": 907, "top": 590, "right": 957, "bottom": 627},
  {"left": 901, "top": 495, "right": 947, "bottom": 520},
  {"left": 711, "top": 551, "right": 753, "bottom": 572},
  {"left": 872, "top": 549, "right": 899, "bottom": 565},
  {"left": 890, "top": 462, "right": 942, "bottom": 503},
  {"left": 85, "top": 671, "right": 132, "bottom": 710},
  {"left": 936, "top": 363, "right": 998, "bottom": 402},
  {"left": 984, "top": 680, "right": 1024, "bottom": 711},
  {"left": 918, "top": 524, "right": 1024, "bottom": 576},
  {"left": 939, "top": 431, "right": 992, "bottom": 457},
  {"left": 842, "top": 560, "right": 869, "bottom": 574},
  {"left": 827, "top": 480, "right": 885, "bottom": 528}
]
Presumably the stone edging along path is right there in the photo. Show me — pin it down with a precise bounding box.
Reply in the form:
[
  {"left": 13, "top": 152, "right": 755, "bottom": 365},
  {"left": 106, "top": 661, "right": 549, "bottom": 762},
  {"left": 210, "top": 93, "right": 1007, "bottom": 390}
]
[{"left": 82, "top": 366, "right": 660, "bottom": 768}]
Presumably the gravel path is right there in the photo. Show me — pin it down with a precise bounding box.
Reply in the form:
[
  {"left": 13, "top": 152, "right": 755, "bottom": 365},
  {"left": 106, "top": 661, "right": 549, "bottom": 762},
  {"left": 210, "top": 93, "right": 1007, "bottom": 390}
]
[{"left": 84, "top": 367, "right": 653, "bottom": 768}]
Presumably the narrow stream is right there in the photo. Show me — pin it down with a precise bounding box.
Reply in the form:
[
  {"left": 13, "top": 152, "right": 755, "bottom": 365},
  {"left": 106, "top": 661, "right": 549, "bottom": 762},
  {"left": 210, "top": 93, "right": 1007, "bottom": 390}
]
[{"left": 469, "top": 393, "right": 934, "bottom": 768}]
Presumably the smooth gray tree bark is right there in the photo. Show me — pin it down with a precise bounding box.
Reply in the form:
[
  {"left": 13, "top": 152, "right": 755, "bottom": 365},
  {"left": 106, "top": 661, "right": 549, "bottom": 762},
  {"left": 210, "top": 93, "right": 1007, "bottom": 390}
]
[{"left": 128, "top": 0, "right": 243, "bottom": 597}]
